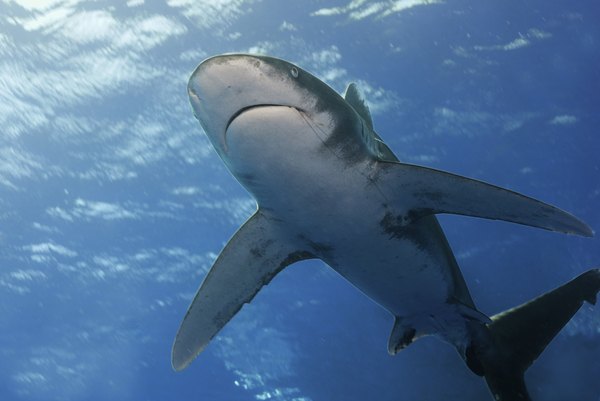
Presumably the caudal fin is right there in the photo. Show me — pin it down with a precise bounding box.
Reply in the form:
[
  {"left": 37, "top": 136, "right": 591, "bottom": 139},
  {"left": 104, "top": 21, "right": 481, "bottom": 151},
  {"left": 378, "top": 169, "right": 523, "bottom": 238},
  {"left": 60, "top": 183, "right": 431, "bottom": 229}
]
[{"left": 473, "top": 269, "right": 600, "bottom": 401}]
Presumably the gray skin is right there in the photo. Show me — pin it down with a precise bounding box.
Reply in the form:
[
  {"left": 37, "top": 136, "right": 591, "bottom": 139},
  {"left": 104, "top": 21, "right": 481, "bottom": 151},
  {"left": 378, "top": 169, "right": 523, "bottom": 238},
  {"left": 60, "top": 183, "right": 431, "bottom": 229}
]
[{"left": 174, "top": 54, "right": 592, "bottom": 376}]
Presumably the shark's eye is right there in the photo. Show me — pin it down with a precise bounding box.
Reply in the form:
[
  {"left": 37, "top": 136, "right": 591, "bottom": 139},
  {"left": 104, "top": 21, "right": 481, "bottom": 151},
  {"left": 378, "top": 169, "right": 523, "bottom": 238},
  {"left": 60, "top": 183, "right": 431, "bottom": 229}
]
[{"left": 290, "top": 67, "right": 299, "bottom": 78}]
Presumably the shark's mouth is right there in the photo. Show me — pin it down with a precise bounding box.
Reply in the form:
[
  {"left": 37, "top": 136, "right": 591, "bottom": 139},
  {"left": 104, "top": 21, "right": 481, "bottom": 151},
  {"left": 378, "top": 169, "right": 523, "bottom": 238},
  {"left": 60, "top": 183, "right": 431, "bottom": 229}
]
[
  {"left": 225, "top": 104, "right": 286, "bottom": 134},
  {"left": 224, "top": 104, "right": 305, "bottom": 148}
]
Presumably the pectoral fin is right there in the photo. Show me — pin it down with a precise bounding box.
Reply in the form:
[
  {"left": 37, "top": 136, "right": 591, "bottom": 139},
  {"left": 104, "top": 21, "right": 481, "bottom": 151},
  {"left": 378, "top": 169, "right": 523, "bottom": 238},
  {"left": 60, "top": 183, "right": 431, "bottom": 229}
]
[
  {"left": 172, "top": 210, "right": 313, "bottom": 371},
  {"left": 375, "top": 161, "right": 593, "bottom": 237}
]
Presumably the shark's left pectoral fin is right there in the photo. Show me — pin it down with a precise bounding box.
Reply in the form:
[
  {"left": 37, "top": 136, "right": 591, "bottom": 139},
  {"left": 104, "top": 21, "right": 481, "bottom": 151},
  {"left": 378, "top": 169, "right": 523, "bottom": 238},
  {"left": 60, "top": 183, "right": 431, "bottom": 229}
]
[
  {"left": 376, "top": 161, "right": 593, "bottom": 237},
  {"left": 172, "top": 210, "right": 313, "bottom": 371}
]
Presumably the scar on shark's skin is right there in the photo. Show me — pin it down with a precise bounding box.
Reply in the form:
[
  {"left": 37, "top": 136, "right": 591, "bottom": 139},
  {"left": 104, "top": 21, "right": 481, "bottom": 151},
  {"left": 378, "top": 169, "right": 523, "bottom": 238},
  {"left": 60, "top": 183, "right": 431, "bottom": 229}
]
[{"left": 172, "top": 54, "right": 596, "bottom": 401}]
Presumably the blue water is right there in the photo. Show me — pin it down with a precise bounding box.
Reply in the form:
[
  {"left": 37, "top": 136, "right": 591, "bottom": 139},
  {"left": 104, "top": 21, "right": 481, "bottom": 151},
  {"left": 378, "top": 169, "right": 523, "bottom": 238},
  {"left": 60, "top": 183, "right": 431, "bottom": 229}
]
[{"left": 0, "top": 1, "right": 599, "bottom": 400}]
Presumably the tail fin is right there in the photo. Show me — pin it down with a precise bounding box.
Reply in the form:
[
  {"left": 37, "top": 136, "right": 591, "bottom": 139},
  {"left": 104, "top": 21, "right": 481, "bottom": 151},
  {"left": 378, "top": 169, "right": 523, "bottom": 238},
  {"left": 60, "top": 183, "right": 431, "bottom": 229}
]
[{"left": 473, "top": 269, "right": 600, "bottom": 401}]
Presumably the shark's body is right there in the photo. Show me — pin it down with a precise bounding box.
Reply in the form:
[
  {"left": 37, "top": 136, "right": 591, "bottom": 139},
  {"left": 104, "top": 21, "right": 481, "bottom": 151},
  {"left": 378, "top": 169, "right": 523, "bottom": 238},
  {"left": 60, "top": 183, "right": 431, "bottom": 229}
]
[{"left": 174, "top": 54, "right": 598, "bottom": 400}]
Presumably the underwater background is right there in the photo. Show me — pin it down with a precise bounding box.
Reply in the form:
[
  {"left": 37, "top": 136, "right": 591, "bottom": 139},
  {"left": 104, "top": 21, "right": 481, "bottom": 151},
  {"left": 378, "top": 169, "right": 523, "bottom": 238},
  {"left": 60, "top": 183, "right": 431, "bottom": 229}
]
[{"left": 0, "top": 0, "right": 599, "bottom": 400}]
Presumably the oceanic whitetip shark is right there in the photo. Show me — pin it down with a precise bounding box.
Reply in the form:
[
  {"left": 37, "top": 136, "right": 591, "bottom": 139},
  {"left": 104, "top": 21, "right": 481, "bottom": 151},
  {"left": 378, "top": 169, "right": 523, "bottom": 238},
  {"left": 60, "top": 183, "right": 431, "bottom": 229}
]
[{"left": 174, "top": 54, "right": 599, "bottom": 401}]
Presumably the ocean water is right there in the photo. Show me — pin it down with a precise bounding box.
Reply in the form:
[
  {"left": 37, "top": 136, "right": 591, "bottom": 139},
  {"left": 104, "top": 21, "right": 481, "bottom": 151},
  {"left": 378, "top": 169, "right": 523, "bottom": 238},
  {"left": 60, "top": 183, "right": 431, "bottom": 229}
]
[{"left": 0, "top": 1, "right": 599, "bottom": 400}]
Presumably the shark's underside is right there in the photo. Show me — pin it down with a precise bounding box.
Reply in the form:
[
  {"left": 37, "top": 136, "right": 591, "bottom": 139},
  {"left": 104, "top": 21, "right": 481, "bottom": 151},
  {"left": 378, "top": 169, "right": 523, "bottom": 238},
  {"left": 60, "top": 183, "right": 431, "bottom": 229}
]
[{"left": 173, "top": 54, "right": 597, "bottom": 401}]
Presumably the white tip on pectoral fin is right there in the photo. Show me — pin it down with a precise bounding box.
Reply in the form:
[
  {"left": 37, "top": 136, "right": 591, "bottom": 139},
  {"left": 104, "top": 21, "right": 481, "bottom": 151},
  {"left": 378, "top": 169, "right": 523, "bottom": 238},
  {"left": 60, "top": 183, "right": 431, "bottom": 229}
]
[
  {"left": 171, "top": 211, "right": 313, "bottom": 371},
  {"left": 375, "top": 161, "right": 594, "bottom": 237}
]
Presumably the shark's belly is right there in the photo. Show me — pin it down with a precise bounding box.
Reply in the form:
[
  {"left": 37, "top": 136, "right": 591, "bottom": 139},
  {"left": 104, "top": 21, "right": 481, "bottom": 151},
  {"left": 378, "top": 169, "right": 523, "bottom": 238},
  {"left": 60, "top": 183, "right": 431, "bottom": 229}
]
[
  {"left": 225, "top": 108, "right": 467, "bottom": 318},
  {"left": 311, "top": 214, "right": 458, "bottom": 318},
  {"left": 263, "top": 165, "right": 465, "bottom": 318}
]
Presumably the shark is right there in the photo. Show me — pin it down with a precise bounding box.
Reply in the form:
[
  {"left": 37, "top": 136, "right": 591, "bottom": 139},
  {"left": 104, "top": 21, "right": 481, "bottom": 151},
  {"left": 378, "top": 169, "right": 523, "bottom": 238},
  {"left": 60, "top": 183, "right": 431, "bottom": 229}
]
[{"left": 173, "top": 54, "right": 598, "bottom": 401}]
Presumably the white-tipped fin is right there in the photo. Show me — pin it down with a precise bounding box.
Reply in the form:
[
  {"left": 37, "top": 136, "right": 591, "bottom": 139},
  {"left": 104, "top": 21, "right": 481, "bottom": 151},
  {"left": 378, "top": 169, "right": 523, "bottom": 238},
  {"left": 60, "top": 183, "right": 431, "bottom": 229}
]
[
  {"left": 374, "top": 161, "right": 594, "bottom": 237},
  {"left": 172, "top": 211, "right": 313, "bottom": 371}
]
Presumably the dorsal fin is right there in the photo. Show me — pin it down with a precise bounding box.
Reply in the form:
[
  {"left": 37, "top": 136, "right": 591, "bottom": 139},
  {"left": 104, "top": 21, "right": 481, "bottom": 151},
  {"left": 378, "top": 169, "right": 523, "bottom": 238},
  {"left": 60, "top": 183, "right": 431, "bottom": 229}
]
[
  {"left": 344, "top": 83, "right": 374, "bottom": 130},
  {"left": 344, "top": 83, "right": 400, "bottom": 162}
]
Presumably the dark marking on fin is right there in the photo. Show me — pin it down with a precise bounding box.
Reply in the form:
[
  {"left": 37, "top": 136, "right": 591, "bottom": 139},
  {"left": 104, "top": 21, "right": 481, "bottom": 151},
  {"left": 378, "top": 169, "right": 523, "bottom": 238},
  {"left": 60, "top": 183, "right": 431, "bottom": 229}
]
[
  {"left": 388, "top": 318, "right": 417, "bottom": 355},
  {"left": 279, "top": 251, "right": 315, "bottom": 269}
]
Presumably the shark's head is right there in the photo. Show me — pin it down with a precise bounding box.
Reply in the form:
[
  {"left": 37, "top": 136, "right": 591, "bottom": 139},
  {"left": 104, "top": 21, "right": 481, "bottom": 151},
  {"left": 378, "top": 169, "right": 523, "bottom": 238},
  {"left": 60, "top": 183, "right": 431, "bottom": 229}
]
[{"left": 187, "top": 54, "right": 360, "bottom": 161}]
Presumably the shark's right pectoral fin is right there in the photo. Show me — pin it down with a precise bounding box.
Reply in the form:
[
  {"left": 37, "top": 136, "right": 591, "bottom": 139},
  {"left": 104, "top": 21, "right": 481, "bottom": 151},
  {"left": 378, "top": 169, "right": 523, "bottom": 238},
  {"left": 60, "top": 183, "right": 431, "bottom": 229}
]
[
  {"left": 375, "top": 161, "right": 593, "bottom": 237},
  {"left": 172, "top": 210, "right": 313, "bottom": 371}
]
